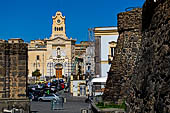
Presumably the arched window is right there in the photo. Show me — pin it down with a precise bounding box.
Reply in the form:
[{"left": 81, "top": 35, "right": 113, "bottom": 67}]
[
  {"left": 61, "top": 27, "right": 63, "bottom": 31},
  {"left": 59, "top": 27, "right": 61, "bottom": 31},
  {"left": 37, "top": 55, "right": 40, "bottom": 60},
  {"left": 54, "top": 27, "right": 57, "bottom": 31},
  {"left": 57, "top": 48, "right": 61, "bottom": 58},
  {"left": 57, "top": 27, "right": 59, "bottom": 31}
]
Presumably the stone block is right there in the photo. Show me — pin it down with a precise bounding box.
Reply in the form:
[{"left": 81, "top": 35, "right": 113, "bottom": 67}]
[
  {"left": 18, "top": 83, "right": 26, "bottom": 87},
  {"left": 0, "top": 78, "right": 4, "bottom": 82}
]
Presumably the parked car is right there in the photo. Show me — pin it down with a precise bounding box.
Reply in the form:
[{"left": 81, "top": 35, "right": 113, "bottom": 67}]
[
  {"left": 31, "top": 89, "right": 44, "bottom": 101},
  {"left": 50, "top": 86, "right": 57, "bottom": 93},
  {"left": 28, "top": 93, "right": 34, "bottom": 100},
  {"left": 38, "top": 94, "right": 60, "bottom": 101}
]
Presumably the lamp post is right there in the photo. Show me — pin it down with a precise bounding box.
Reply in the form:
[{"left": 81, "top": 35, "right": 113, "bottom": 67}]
[
  {"left": 65, "top": 57, "right": 70, "bottom": 92},
  {"left": 43, "top": 53, "right": 45, "bottom": 81},
  {"left": 65, "top": 57, "right": 69, "bottom": 82},
  {"left": 47, "top": 62, "right": 52, "bottom": 88},
  {"left": 55, "top": 63, "right": 62, "bottom": 90},
  {"left": 47, "top": 55, "right": 53, "bottom": 88}
]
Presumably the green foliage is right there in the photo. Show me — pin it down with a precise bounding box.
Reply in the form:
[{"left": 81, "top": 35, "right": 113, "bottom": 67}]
[
  {"left": 96, "top": 101, "right": 126, "bottom": 110},
  {"left": 96, "top": 102, "right": 104, "bottom": 106},
  {"left": 32, "top": 69, "right": 41, "bottom": 77}
]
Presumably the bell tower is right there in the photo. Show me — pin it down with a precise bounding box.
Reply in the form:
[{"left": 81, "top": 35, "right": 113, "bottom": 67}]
[{"left": 51, "top": 11, "right": 67, "bottom": 39}]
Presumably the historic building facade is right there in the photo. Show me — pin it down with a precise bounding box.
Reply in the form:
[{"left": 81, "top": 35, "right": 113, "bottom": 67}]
[{"left": 28, "top": 11, "right": 76, "bottom": 82}]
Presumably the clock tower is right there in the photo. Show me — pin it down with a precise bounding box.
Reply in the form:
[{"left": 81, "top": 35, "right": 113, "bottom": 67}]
[{"left": 51, "top": 11, "right": 67, "bottom": 39}]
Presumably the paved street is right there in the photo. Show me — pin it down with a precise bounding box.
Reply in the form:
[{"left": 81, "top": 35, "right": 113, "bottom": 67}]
[{"left": 31, "top": 93, "right": 90, "bottom": 113}]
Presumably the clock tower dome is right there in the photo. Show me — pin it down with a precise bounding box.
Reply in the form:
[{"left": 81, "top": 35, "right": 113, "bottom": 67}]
[{"left": 51, "top": 11, "right": 67, "bottom": 39}]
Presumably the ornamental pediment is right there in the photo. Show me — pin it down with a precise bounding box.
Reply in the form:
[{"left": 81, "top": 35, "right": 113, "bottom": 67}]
[
  {"left": 51, "top": 37, "right": 66, "bottom": 44},
  {"left": 52, "top": 11, "right": 65, "bottom": 20}
]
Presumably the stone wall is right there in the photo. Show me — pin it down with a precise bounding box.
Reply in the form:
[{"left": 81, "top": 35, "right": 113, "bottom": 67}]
[
  {"left": 103, "top": 0, "right": 170, "bottom": 112},
  {"left": 0, "top": 41, "right": 28, "bottom": 98},
  {"left": 127, "top": 0, "right": 170, "bottom": 112},
  {"left": 0, "top": 39, "right": 30, "bottom": 112},
  {"left": 103, "top": 8, "right": 142, "bottom": 103}
]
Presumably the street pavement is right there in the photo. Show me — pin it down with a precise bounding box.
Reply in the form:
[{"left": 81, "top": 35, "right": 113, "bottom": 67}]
[{"left": 30, "top": 93, "right": 90, "bottom": 113}]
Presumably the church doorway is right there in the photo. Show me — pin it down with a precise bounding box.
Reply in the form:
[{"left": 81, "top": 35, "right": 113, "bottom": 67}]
[
  {"left": 55, "top": 63, "right": 63, "bottom": 79},
  {"left": 56, "top": 68, "right": 62, "bottom": 78}
]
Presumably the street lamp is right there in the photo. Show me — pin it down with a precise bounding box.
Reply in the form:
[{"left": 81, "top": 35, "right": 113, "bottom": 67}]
[
  {"left": 65, "top": 57, "right": 69, "bottom": 82},
  {"left": 65, "top": 56, "right": 70, "bottom": 92},
  {"left": 55, "top": 63, "right": 63, "bottom": 90},
  {"left": 47, "top": 55, "right": 53, "bottom": 88}
]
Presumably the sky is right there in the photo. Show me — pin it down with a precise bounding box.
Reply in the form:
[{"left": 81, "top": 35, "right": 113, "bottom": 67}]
[{"left": 0, "top": 0, "right": 145, "bottom": 43}]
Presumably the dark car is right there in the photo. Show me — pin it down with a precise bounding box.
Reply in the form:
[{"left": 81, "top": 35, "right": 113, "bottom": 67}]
[
  {"left": 28, "top": 93, "right": 34, "bottom": 100},
  {"left": 31, "top": 89, "right": 44, "bottom": 101}
]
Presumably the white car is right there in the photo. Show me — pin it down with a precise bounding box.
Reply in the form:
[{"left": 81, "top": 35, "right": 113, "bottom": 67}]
[{"left": 38, "top": 94, "right": 60, "bottom": 101}]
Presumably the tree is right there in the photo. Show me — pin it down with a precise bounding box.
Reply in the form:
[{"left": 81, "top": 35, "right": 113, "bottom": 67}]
[{"left": 32, "top": 69, "right": 41, "bottom": 82}]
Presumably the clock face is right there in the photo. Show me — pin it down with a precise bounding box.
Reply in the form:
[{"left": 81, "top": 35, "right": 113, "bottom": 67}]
[{"left": 57, "top": 19, "right": 61, "bottom": 24}]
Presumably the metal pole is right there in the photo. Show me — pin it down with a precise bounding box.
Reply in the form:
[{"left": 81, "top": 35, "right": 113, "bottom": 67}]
[
  {"left": 50, "top": 62, "right": 51, "bottom": 88},
  {"left": 52, "top": 63, "right": 54, "bottom": 78},
  {"left": 67, "top": 62, "right": 69, "bottom": 83},
  {"left": 35, "top": 56, "right": 38, "bottom": 82},
  {"left": 58, "top": 67, "right": 59, "bottom": 89},
  {"left": 43, "top": 53, "right": 45, "bottom": 81},
  {"left": 68, "top": 60, "right": 70, "bottom": 92},
  {"left": 36, "top": 57, "right": 37, "bottom": 70},
  {"left": 58, "top": 67, "right": 59, "bottom": 81}
]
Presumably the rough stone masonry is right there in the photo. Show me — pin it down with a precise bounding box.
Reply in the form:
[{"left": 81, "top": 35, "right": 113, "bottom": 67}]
[
  {"left": 0, "top": 39, "right": 30, "bottom": 113},
  {"left": 104, "top": 0, "right": 170, "bottom": 113},
  {"left": 103, "top": 8, "right": 142, "bottom": 103},
  {"left": 127, "top": 0, "right": 170, "bottom": 112}
]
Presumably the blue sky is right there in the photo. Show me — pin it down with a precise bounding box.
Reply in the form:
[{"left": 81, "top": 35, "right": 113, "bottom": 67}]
[{"left": 0, "top": 0, "right": 145, "bottom": 43}]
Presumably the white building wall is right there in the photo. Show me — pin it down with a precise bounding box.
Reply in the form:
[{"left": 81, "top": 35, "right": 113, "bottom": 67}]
[
  {"left": 100, "top": 35, "right": 118, "bottom": 77},
  {"left": 101, "top": 63, "right": 110, "bottom": 77},
  {"left": 101, "top": 35, "right": 118, "bottom": 61}
]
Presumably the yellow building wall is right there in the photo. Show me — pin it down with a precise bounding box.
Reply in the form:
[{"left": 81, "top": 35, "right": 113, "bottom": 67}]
[{"left": 28, "top": 50, "right": 47, "bottom": 78}]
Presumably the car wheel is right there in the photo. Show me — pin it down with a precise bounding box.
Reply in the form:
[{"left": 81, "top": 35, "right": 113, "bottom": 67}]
[{"left": 39, "top": 99, "right": 43, "bottom": 101}]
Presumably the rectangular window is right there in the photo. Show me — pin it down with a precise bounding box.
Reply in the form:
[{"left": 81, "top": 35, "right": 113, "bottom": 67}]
[
  {"left": 88, "top": 66, "right": 91, "bottom": 71},
  {"left": 111, "top": 47, "right": 114, "bottom": 57},
  {"left": 37, "top": 55, "right": 39, "bottom": 60}
]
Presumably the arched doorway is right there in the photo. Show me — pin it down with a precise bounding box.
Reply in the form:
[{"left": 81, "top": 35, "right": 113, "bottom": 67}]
[{"left": 55, "top": 63, "right": 63, "bottom": 79}]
